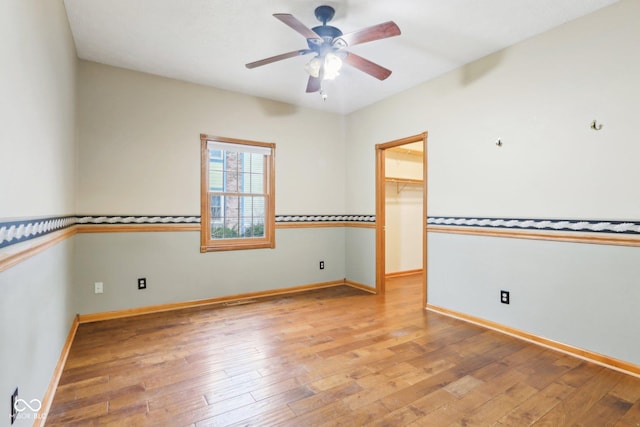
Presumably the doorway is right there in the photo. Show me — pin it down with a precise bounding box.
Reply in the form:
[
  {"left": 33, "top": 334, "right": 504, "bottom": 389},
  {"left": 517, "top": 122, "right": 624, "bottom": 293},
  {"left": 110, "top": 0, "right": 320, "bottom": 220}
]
[{"left": 375, "top": 132, "right": 427, "bottom": 307}]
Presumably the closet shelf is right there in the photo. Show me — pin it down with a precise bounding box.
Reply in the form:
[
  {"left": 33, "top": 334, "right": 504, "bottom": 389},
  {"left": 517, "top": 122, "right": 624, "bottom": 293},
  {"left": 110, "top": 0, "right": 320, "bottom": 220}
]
[
  {"left": 385, "top": 177, "right": 423, "bottom": 185},
  {"left": 385, "top": 177, "right": 423, "bottom": 193}
]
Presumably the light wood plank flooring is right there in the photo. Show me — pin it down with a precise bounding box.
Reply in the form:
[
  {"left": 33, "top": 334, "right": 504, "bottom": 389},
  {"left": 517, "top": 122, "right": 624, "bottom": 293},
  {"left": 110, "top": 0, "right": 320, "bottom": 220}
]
[{"left": 46, "top": 275, "right": 640, "bottom": 426}]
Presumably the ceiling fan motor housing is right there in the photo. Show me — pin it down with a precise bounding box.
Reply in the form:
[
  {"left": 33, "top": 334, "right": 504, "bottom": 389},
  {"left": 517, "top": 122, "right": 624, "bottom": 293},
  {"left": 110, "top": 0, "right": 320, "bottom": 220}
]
[
  {"left": 311, "top": 25, "right": 342, "bottom": 41},
  {"left": 309, "top": 5, "right": 343, "bottom": 48}
]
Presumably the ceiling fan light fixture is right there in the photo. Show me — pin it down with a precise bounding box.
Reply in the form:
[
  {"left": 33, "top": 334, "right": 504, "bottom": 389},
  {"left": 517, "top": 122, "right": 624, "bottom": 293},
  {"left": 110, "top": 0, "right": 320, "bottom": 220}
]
[
  {"left": 323, "top": 52, "right": 342, "bottom": 80},
  {"left": 304, "top": 56, "right": 322, "bottom": 78},
  {"left": 304, "top": 53, "right": 342, "bottom": 80}
]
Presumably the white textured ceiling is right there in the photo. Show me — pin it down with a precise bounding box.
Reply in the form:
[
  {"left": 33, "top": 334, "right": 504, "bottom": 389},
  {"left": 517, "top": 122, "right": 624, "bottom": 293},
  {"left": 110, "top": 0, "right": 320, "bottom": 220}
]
[{"left": 63, "top": 0, "right": 619, "bottom": 114}]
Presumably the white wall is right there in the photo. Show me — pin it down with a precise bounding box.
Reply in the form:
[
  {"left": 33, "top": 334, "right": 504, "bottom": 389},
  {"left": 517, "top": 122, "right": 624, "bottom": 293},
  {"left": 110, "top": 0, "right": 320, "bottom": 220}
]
[
  {"left": 0, "top": 1, "right": 78, "bottom": 425},
  {"left": 75, "top": 61, "right": 349, "bottom": 313},
  {"left": 345, "top": 0, "right": 640, "bottom": 365},
  {"left": 348, "top": 0, "right": 640, "bottom": 219},
  {"left": 0, "top": 0, "right": 77, "bottom": 218}
]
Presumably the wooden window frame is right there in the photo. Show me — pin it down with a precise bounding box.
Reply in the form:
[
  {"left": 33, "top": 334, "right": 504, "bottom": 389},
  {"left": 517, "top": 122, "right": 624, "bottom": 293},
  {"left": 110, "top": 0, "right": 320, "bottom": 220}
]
[{"left": 200, "top": 134, "right": 276, "bottom": 252}]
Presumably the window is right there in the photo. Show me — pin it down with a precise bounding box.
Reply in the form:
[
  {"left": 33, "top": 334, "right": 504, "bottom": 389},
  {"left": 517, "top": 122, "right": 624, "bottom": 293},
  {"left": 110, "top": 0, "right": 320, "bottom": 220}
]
[{"left": 200, "top": 134, "right": 275, "bottom": 252}]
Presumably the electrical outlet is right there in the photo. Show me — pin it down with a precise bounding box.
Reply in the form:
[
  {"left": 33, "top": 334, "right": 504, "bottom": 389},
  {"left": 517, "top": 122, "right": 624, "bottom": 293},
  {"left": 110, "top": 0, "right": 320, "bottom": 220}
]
[
  {"left": 500, "top": 290, "right": 510, "bottom": 304},
  {"left": 138, "top": 278, "right": 147, "bottom": 289},
  {"left": 94, "top": 282, "right": 103, "bottom": 294},
  {"left": 11, "top": 387, "right": 18, "bottom": 425},
  {"left": 319, "top": 261, "right": 325, "bottom": 270}
]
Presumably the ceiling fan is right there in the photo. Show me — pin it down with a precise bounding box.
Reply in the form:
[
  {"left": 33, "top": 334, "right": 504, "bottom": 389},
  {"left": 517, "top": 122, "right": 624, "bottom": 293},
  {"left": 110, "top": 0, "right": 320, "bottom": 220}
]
[{"left": 246, "top": 5, "right": 401, "bottom": 95}]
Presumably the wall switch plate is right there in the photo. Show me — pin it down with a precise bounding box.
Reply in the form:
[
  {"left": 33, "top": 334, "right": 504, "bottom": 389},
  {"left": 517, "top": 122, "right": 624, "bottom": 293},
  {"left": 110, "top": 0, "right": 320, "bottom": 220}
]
[
  {"left": 319, "top": 261, "right": 325, "bottom": 270},
  {"left": 94, "top": 282, "right": 103, "bottom": 294},
  {"left": 11, "top": 387, "right": 18, "bottom": 424},
  {"left": 500, "top": 290, "right": 510, "bottom": 304},
  {"left": 138, "top": 278, "right": 147, "bottom": 289}
]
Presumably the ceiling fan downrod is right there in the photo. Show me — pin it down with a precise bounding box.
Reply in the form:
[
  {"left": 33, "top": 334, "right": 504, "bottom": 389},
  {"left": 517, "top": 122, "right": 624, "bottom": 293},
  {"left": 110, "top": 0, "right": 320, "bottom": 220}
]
[
  {"left": 314, "top": 5, "right": 335, "bottom": 25},
  {"left": 311, "top": 5, "right": 343, "bottom": 41}
]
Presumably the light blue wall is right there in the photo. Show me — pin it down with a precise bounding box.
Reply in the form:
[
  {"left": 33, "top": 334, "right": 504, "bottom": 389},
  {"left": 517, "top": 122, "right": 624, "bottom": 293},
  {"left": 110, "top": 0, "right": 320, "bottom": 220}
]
[
  {"left": 75, "top": 228, "right": 346, "bottom": 314},
  {"left": 0, "top": 241, "right": 76, "bottom": 426},
  {"left": 345, "top": 228, "right": 376, "bottom": 289},
  {"left": 429, "top": 232, "right": 640, "bottom": 365}
]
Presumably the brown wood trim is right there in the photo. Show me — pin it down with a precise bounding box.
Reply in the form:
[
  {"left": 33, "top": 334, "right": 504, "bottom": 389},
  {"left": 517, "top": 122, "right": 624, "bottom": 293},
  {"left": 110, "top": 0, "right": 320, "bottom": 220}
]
[
  {"left": 375, "top": 145, "right": 386, "bottom": 293},
  {"left": 385, "top": 269, "right": 423, "bottom": 279},
  {"left": 275, "top": 222, "right": 376, "bottom": 229},
  {"left": 342, "top": 222, "right": 376, "bottom": 229},
  {"left": 200, "top": 134, "right": 275, "bottom": 149},
  {"left": 76, "top": 224, "right": 200, "bottom": 233},
  {"left": 80, "top": 222, "right": 374, "bottom": 232},
  {"left": 375, "top": 132, "right": 428, "bottom": 300},
  {"left": 344, "top": 279, "right": 377, "bottom": 294},
  {"left": 199, "top": 239, "right": 275, "bottom": 252},
  {"left": 0, "top": 227, "right": 77, "bottom": 272},
  {"left": 379, "top": 133, "right": 428, "bottom": 149},
  {"left": 426, "top": 303, "right": 640, "bottom": 379},
  {"left": 81, "top": 222, "right": 375, "bottom": 232},
  {"left": 35, "top": 314, "right": 80, "bottom": 427},
  {"left": 78, "top": 280, "right": 350, "bottom": 323},
  {"left": 268, "top": 151, "right": 276, "bottom": 243},
  {"left": 200, "top": 134, "right": 209, "bottom": 251},
  {"left": 428, "top": 225, "right": 640, "bottom": 247},
  {"left": 422, "top": 134, "right": 429, "bottom": 309}
]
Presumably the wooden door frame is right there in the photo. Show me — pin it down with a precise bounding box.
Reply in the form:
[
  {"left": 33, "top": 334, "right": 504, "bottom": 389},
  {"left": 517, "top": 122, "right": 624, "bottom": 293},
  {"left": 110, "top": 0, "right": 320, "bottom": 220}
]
[{"left": 375, "top": 132, "right": 428, "bottom": 307}]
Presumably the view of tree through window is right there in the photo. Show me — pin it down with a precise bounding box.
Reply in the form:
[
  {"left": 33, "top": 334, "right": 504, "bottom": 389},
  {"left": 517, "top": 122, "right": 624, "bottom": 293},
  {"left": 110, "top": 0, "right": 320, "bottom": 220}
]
[{"left": 200, "top": 135, "right": 275, "bottom": 252}]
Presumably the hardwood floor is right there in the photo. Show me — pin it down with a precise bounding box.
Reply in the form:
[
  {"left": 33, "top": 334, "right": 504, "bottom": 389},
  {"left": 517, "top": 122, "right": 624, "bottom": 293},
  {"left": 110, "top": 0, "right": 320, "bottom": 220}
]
[{"left": 46, "top": 275, "right": 640, "bottom": 426}]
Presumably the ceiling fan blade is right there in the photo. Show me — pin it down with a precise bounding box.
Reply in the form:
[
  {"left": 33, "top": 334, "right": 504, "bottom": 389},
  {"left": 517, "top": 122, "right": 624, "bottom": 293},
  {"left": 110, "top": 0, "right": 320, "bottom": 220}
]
[
  {"left": 334, "top": 21, "right": 401, "bottom": 48},
  {"left": 306, "top": 75, "right": 322, "bottom": 93},
  {"left": 273, "top": 13, "right": 322, "bottom": 42},
  {"left": 246, "top": 49, "right": 312, "bottom": 69},
  {"left": 343, "top": 52, "right": 392, "bottom": 80}
]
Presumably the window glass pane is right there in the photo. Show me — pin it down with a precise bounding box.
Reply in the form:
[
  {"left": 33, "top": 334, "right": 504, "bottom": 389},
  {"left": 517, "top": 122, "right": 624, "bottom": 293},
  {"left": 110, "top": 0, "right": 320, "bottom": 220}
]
[
  {"left": 251, "top": 153, "right": 263, "bottom": 170},
  {"left": 224, "top": 195, "right": 239, "bottom": 216},
  {"left": 210, "top": 225, "right": 222, "bottom": 239},
  {"left": 253, "top": 172, "right": 264, "bottom": 192},
  {"left": 242, "top": 218, "right": 265, "bottom": 238},
  {"left": 211, "top": 219, "right": 237, "bottom": 239},
  {"left": 219, "top": 217, "right": 237, "bottom": 239},
  {"left": 210, "top": 194, "right": 223, "bottom": 221},
  {"left": 240, "top": 172, "right": 251, "bottom": 193},
  {"left": 209, "top": 168, "right": 223, "bottom": 191},
  {"left": 252, "top": 196, "right": 265, "bottom": 217},
  {"left": 242, "top": 196, "right": 254, "bottom": 216}
]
